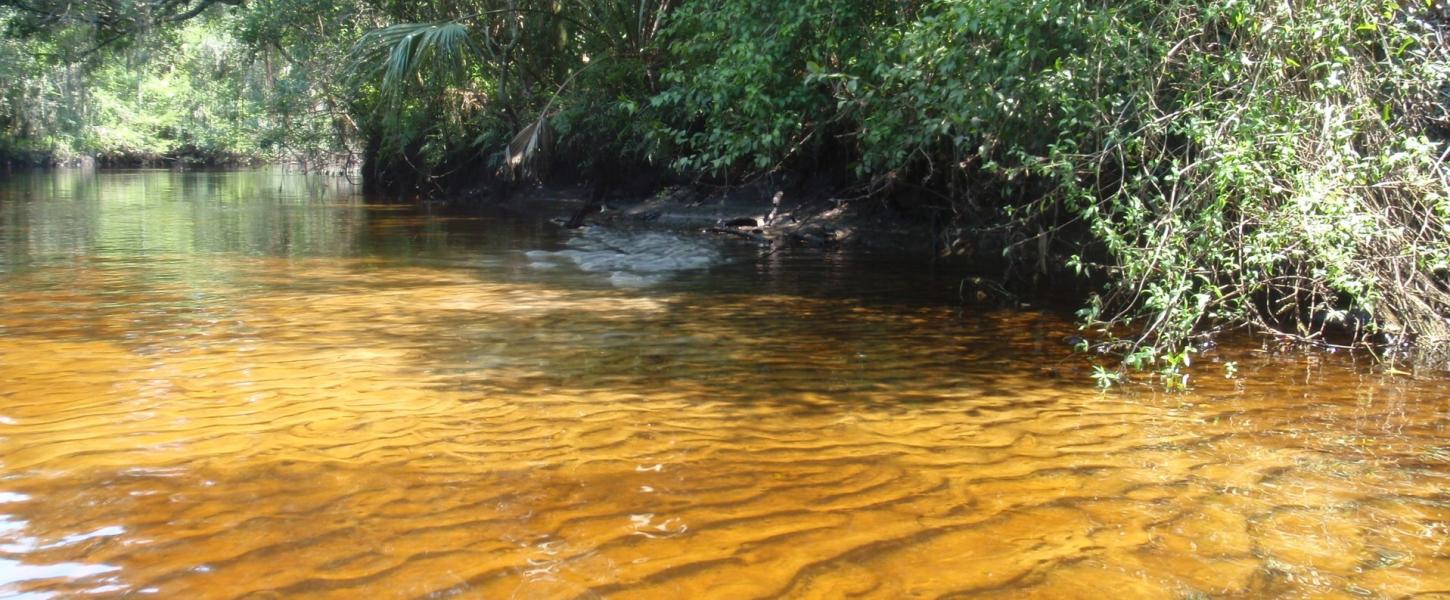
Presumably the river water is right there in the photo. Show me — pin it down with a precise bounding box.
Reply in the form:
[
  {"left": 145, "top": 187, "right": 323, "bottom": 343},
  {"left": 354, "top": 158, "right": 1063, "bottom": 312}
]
[{"left": 0, "top": 169, "right": 1446, "bottom": 599}]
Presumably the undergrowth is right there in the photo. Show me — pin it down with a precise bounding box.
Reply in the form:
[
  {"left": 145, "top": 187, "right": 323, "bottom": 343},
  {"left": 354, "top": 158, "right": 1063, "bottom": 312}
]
[{"left": 660, "top": 0, "right": 1450, "bottom": 362}]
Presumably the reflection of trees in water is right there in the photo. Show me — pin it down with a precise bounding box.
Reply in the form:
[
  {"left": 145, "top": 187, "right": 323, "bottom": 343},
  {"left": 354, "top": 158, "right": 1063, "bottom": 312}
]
[{"left": 0, "top": 169, "right": 368, "bottom": 270}]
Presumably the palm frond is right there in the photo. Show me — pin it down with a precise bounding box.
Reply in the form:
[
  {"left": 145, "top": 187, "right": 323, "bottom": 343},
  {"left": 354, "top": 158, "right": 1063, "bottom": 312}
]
[
  {"left": 346, "top": 21, "right": 478, "bottom": 106},
  {"left": 505, "top": 114, "right": 553, "bottom": 180}
]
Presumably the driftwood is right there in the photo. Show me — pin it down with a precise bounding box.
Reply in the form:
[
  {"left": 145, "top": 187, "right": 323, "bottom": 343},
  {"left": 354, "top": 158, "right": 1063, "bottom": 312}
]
[
  {"left": 564, "top": 198, "right": 601, "bottom": 229},
  {"left": 706, "top": 226, "right": 771, "bottom": 244}
]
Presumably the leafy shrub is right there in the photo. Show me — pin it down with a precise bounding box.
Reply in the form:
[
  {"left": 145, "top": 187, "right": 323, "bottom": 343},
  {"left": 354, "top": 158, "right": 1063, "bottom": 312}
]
[
  {"left": 665, "top": 0, "right": 1450, "bottom": 355},
  {"left": 651, "top": 0, "right": 901, "bottom": 174}
]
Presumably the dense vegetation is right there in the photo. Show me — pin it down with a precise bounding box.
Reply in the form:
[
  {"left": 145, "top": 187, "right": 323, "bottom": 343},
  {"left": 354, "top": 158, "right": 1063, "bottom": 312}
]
[
  {"left": 0, "top": 0, "right": 359, "bottom": 165},
  {"left": 4, "top": 0, "right": 1448, "bottom": 364}
]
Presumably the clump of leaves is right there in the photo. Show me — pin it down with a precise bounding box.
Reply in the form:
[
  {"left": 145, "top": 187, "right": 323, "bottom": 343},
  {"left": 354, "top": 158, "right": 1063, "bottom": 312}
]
[
  {"left": 1090, "top": 364, "right": 1122, "bottom": 390},
  {"left": 806, "top": 0, "right": 1450, "bottom": 361}
]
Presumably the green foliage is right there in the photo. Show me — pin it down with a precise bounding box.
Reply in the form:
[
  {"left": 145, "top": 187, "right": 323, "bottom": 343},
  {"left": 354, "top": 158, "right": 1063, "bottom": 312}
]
[
  {"left": 81, "top": 23, "right": 265, "bottom": 162},
  {"left": 233, "top": 0, "right": 376, "bottom": 160},
  {"left": 655, "top": 0, "right": 1450, "bottom": 357},
  {"left": 650, "top": 0, "right": 900, "bottom": 174},
  {"left": 343, "top": 0, "right": 672, "bottom": 180},
  {"left": 350, "top": 21, "right": 480, "bottom": 109},
  {"left": 852, "top": 0, "right": 1150, "bottom": 179},
  {"left": 1053, "top": 0, "right": 1450, "bottom": 354},
  {"left": 1090, "top": 364, "right": 1121, "bottom": 390},
  {"left": 0, "top": 2, "right": 354, "bottom": 165}
]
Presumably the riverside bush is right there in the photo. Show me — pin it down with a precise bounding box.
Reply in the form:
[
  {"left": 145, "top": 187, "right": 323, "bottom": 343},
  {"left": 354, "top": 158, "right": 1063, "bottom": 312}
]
[{"left": 659, "top": 0, "right": 1450, "bottom": 356}]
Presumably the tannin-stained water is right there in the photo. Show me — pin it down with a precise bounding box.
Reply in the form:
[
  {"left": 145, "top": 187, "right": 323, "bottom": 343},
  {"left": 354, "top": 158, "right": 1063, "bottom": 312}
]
[{"left": 0, "top": 169, "right": 1446, "bottom": 599}]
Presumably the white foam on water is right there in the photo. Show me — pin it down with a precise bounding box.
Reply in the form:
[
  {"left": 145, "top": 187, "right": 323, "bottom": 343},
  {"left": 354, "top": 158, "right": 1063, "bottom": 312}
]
[
  {"left": 609, "top": 272, "right": 664, "bottom": 288},
  {"left": 527, "top": 227, "right": 723, "bottom": 286}
]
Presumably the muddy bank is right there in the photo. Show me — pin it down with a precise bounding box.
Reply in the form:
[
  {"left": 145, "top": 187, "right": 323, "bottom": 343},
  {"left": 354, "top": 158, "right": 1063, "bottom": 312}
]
[
  {"left": 493, "top": 183, "right": 974, "bottom": 262},
  {"left": 470, "top": 182, "right": 1449, "bottom": 371},
  {"left": 462, "top": 181, "right": 1048, "bottom": 314}
]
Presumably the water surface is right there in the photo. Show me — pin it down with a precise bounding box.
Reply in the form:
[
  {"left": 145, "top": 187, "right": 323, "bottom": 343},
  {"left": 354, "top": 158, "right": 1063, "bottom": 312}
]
[{"left": 0, "top": 169, "right": 1447, "bottom": 599}]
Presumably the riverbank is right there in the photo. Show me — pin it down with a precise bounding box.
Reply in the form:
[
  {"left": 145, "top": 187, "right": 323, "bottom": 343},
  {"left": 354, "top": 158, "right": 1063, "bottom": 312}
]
[
  {"left": 488, "top": 182, "right": 1023, "bottom": 293},
  {"left": 1, "top": 153, "right": 360, "bottom": 175},
  {"left": 472, "top": 179, "right": 1448, "bottom": 375},
  {"left": 7, "top": 0, "right": 1449, "bottom": 370},
  {"left": 486, "top": 177, "right": 1040, "bottom": 265},
  {"left": 1, "top": 151, "right": 261, "bottom": 170}
]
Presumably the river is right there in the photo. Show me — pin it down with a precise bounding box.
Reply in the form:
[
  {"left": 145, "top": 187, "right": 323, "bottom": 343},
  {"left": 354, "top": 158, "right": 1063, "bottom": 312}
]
[{"left": 0, "top": 169, "right": 1446, "bottom": 599}]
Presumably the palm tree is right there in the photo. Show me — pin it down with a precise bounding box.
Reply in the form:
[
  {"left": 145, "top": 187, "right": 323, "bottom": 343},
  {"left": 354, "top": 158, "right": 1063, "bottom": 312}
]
[{"left": 346, "top": 0, "right": 672, "bottom": 182}]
